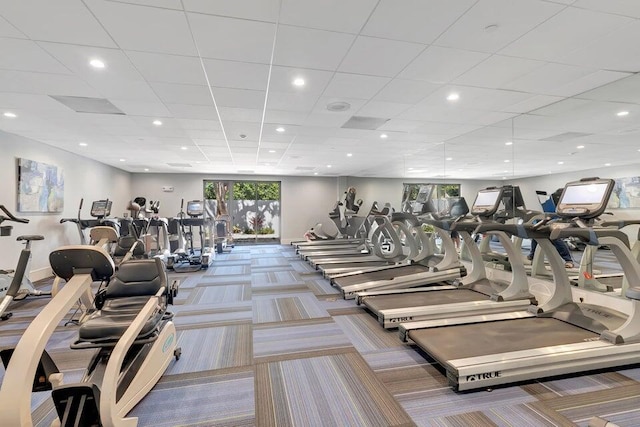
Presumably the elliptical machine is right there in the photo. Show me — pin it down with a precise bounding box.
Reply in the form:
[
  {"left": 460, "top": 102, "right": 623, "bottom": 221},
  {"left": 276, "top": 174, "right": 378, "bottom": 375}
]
[
  {"left": 0, "top": 205, "right": 50, "bottom": 321},
  {"left": 167, "top": 200, "right": 213, "bottom": 272}
]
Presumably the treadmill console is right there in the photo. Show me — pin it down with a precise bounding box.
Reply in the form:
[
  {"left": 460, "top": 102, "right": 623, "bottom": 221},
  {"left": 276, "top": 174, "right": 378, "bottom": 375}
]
[
  {"left": 556, "top": 178, "right": 614, "bottom": 220},
  {"left": 470, "top": 188, "right": 502, "bottom": 217},
  {"left": 186, "top": 200, "right": 204, "bottom": 218},
  {"left": 90, "top": 200, "right": 112, "bottom": 218}
]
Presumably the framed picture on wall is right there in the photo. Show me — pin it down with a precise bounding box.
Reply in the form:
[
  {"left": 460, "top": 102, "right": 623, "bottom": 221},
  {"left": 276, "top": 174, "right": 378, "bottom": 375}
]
[{"left": 17, "top": 158, "right": 64, "bottom": 213}]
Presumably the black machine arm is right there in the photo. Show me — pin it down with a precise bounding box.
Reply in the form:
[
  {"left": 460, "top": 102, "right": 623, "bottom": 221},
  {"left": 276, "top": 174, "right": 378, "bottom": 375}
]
[{"left": 0, "top": 206, "right": 29, "bottom": 225}]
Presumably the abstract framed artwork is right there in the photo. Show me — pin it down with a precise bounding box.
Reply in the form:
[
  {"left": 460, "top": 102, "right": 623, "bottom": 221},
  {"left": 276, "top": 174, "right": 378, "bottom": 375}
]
[{"left": 17, "top": 158, "right": 64, "bottom": 213}]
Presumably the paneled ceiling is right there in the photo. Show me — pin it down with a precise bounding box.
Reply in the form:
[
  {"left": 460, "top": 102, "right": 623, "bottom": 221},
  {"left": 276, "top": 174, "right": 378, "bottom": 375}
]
[{"left": 1, "top": 0, "right": 639, "bottom": 179}]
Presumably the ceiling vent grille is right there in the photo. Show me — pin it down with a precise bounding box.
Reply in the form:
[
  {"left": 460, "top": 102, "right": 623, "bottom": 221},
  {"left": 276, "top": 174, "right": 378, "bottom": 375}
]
[
  {"left": 50, "top": 96, "right": 125, "bottom": 114},
  {"left": 540, "top": 132, "right": 591, "bottom": 142},
  {"left": 341, "top": 116, "right": 389, "bottom": 130}
]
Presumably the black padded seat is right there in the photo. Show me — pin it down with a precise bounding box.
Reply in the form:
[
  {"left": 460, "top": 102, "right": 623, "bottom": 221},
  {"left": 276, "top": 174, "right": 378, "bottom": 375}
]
[
  {"left": 78, "top": 258, "right": 167, "bottom": 343},
  {"left": 17, "top": 235, "right": 44, "bottom": 241},
  {"left": 113, "top": 236, "right": 146, "bottom": 258}
]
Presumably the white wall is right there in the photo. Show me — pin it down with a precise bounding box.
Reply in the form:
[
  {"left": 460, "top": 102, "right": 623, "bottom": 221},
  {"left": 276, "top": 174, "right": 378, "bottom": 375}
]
[
  {"left": 0, "top": 131, "right": 131, "bottom": 279},
  {"left": 129, "top": 173, "right": 339, "bottom": 244}
]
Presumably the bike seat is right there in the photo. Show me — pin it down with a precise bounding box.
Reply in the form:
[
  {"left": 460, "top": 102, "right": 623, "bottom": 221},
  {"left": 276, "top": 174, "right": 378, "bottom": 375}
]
[
  {"left": 0, "top": 269, "right": 14, "bottom": 274},
  {"left": 17, "top": 235, "right": 45, "bottom": 241}
]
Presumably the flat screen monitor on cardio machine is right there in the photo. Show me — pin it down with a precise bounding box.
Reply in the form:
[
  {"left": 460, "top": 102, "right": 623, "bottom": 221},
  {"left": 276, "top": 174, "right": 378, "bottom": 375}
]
[
  {"left": 556, "top": 178, "right": 614, "bottom": 219},
  {"left": 90, "top": 200, "right": 112, "bottom": 218},
  {"left": 471, "top": 188, "right": 502, "bottom": 216},
  {"left": 186, "top": 201, "right": 204, "bottom": 218}
]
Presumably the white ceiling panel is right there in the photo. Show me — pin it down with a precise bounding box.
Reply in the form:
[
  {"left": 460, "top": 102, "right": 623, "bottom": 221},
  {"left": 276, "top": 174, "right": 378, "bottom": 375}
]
[
  {"left": 499, "top": 6, "right": 632, "bottom": 62},
  {"left": 108, "top": 99, "right": 171, "bottom": 117},
  {"left": 356, "top": 101, "right": 412, "bottom": 118},
  {"left": 0, "top": 93, "right": 74, "bottom": 112},
  {"left": 0, "top": 0, "right": 116, "bottom": 47},
  {"left": 187, "top": 13, "right": 275, "bottom": 63},
  {"left": 374, "top": 79, "right": 440, "bottom": 104},
  {"left": 264, "top": 110, "right": 308, "bottom": 126},
  {"left": 111, "top": 0, "right": 183, "bottom": 9},
  {"left": 362, "top": 0, "right": 476, "bottom": 44},
  {"left": 273, "top": 25, "right": 355, "bottom": 71},
  {"left": 90, "top": 79, "right": 160, "bottom": 102},
  {"left": 0, "top": 38, "right": 70, "bottom": 74},
  {"left": 303, "top": 111, "right": 353, "bottom": 127},
  {"left": 577, "top": 74, "right": 640, "bottom": 104},
  {"left": 322, "top": 73, "right": 390, "bottom": 100},
  {"left": 126, "top": 51, "right": 207, "bottom": 85},
  {"left": 0, "top": 70, "right": 101, "bottom": 97},
  {"left": 150, "top": 82, "right": 211, "bottom": 105},
  {"left": 218, "top": 107, "right": 263, "bottom": 122},
  {"left": 177, "top": 119, "right": 221, "bottom": 130},
  {"left": 505, "top": 63, "right": 629, "bottom": 96},
  {"left": 0, "top": 15, "right": 26, "bottom": 38},
  {"left": 85, "top": 0, "right": 197, "bottom": 55},
  {"left": 436, "top": 0, "right": 564, "bottom": 53},
  {"left": 338, "top": 36, "right": 424, "bottom": 77},
  {"left": 166, "top": 103, "right": 219, "bottom": 120},
  {"left": 280, "top": 0, "right": 377, "bottom": 34},
  {"left": 418, "top": 86, "right": 532, "bottom": 111},
  {"left": 560, "top": 20, "right": 640, "bottom": 72},
  {"left": 573, "top": 0, "right": 640, "bottom": 18},
  {"left": 203, "top": 59, "right": 269, "bottom": 91},
  {"left": 182, "top": 0, "right": 280, "bottom": 23},
  {"left": 502, "top": 94, "right": 565, "bottom": 114},
  {"left": 311, "top": 97, "right": 367, "bottom": 115},
  {"left": 266, "top": 91, "right": 320, "bottom": 112},
  {"left": 399, "top": 46, "right": 489, "bottom": 84},
  {"left": 268, "top": 66, "right": 334, "bottom": 95},
  {"left": 211, "top": 87, "right": 265, "bottom": 110},
  {"left": 454, "top": 55, "right": 545, "bottom": 89}
]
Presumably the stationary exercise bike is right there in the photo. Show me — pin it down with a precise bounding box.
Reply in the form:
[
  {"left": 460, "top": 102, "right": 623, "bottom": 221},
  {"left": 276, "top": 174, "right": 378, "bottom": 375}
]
[{"left": 0, "top": 205, "right": 50, "bottom": 321}]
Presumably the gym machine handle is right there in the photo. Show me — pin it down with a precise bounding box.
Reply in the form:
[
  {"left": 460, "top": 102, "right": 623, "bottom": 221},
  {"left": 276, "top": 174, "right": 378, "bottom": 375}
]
[{"left": 0, "top": 205, "right": 29, "bottom": 224}]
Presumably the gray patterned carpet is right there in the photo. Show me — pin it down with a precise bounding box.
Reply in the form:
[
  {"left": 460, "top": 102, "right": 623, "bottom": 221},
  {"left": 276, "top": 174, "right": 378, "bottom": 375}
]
[{"left": 0, "top": 244, "right": 639, "bottom": 426}]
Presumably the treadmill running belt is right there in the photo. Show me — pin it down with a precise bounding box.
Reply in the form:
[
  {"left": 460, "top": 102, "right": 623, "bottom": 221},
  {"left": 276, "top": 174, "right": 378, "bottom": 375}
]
[
  {"left": 409, "top": 317, "right": 598, "bottom": 362},
  {"left": 365, "top": 289, "right": 486, "bottom": 311},
  {"left": 333, "top": 264, "right": 430, "bottom": 287}
]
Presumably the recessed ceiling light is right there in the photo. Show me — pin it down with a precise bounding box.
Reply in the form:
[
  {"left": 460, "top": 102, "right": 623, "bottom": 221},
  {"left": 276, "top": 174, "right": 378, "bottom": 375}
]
[
  {"left": 347, "top": 153, "right": 353, "bottom": 157},
  {"left": 79, "top": 142, "right": 88, "bottom": 147},
  {"left": 502, "top": 177, "right": 507, "bottom": 180},
  {"left": 408, "top": 167, "right": 414, "bottom": 170},
  {"left": 119, "top": 158, "right": 126, "bottom": 162},
  {"left": 264, "top": 163, "right": 270, "bottom": 166},
  {"left": 505, "top": 141, "right": 513, "bottom": 146},
  {"left": 504, "top": 159, "right": 510, "bottom": 163},
  {"left": 446, "top": 92, "right": 460, "bottom": 102},
  {"left": 446, "top": 157, "right": 453, "bottom": 161},
  {"left": 3, "top": 112, "right": 16, "bottom": 118},
  {"left": 144, "top": 168, "right": 149, "bottom": 172},
  {"left": 380, "top": 134, "right": 388, "bottom": 139},
  {"left": 293, "top": 77, "right": 305, "bottom": 87},
  {"left": 503, "top": 170, "right": 509, "bottom": 173},
  {"left": 89, "top": 59, "right": 105, "bottom": 69},
  {"left": 605, "top": 163, "right": 611, "bottom": 166},
  {"left": 617, "top": 111, "right": 629, "bottom": 117},
  {"left": 557, "top": 161, "right": 564, "bottom": 165},
  {"left": 314, "top": 172, "right": 318, "bottom": 175},
  {"left": 269, "top": 150, "right": 276, "bottom": 153},
  {"left": 326, "top": 164, "right": 332, "bottom": 168},
  {"left": 153, "top": 120, "right": 162, "bottom": 126},
  {"left": 181, "top": 146, "right": 187, "bottom": 150},
  {"left": 276, "top": 127, "right": 285, "bottom": 132},
  {"left": 577, "top": 145, "right": 585, "bottom": 149}
]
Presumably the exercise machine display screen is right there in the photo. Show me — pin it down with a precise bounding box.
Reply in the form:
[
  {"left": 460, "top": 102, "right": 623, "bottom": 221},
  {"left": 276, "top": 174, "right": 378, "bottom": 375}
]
[
  {"left": 473, "top": 190, "right": 500, "bottom": 208},
  {"left": 415, "top": 185, "right": 434, "bottom": 204},
  {"left": 90, "top": 200, "right": 112, "bottom": 218},
  {"left": 187, "top": 201, "right": 204, "bottom": 217},
  {"left": 559, "top": 183, "right": 609, "bottom": 205}
]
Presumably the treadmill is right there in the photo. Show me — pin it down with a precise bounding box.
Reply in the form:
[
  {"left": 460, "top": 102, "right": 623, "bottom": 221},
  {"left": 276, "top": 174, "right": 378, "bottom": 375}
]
[
  {"left": 356, "top": 188, "right": 537, "bottom": 327},
  {"left": 400, "top": 177, "right": 640, "bottom": 391},
  {"left": 333, "top": 200, "right": 469, "bottom": 300}
]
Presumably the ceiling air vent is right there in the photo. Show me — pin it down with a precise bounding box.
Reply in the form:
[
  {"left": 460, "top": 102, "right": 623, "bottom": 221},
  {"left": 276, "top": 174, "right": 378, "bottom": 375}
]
[
  {"left": 540, "top": 132, "right": 591, "bottom": 142},
  {"left": 167, "top": 163, "right": 192, "bottom": 168},
  {"left": 49, "top": 96, "right": 125, "bottom": 114},
  {"left": 341, "top": 116, "right": 389, "bottom": 130},
  {"left": 326, "top": 101, "right": 351, "bottom": 112}
]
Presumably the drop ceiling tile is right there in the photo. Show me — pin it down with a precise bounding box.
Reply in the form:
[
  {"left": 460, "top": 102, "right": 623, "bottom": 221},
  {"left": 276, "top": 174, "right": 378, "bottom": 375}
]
[
  {"left": 268, "top": 66, "right": 334, "bottom": 95},
  {"left": 264, "top": 109, "right": 308, "bottom": 125},
  {"left": 113, "top": 0, "right": 183, "bottom": 9},
  {"left": 0, "top": 38, "right": 69, "bottom": 74},
  {"left": 203, "top": 59, "right": 269, "bottom": 90},
  {"left": 0, "top": 0, "right": 116, "bottom": 47},
  {"left": 362, "top": 0, "right": 475, "bottom": 44},
  {"left": 218, "top": 107, "right": 263, "bottom": 122},
  {"left": 273, "top": 25, "right": 355, "bottom": 71},
  {"left": 555, "top": 70, "right": 630, "bottom": 97},
  {"left": 177, "top": 119, "right": 221, "bottom": 130},
  {"left": 279, "top": 0, "right": 377, "bottom": 33},
  {"left": 303, "top": 111, "right": 353, "bottom": 127},
  {"left": 167, "top": 103, "right": 219, "bottom": 120},
  {"left": 212, "top": 87, "right": 265, "bottom": 109},
  {"left": 183, "top": 0, "right": 280, "bottom": 22},
  {"left": 561, "top": 20, "right": 640, "bottom": 72},
  {"left": 127, "top": 51, "right": 207, "bottom": 85},
  {"left": 501, "top": 94, "right": 565, "bottom": 114},
  {"left": 377, "top": 119, "right": 425, "bottom": 132},
  {"left": 151, "top": 82, "right": 211, "bottom": 105},
  {"left": 576, "top": 74, "right": 640, "bottom": 103},
  {"left": 0, "top": 70, "right": 101, "bottom": 97},
  {"left": 357, "top": 101, "right": 412, "bottom": 118},
  {"left": 454, "top": 55, "right": 545, "bottom": 89},
  {"left": 109, "top": 99, "right": 171, "bottom": 117},
  {"left": 399, "top": 46, "right": 489, "bottom": 84},
  {"left": 573, "top": 0, "right": 640, "bottom": 18},
  {"left": 85, "top": 0, "right": 197, "bottom": 55},
  {"left": 266, "top": 91, "right": 320, "bottom": 112},
  {"left": 499, "top": 6, "right": 632, "bottom": 62},
  {"left": 436, "top": 0, "right": 564, "bottom": 53},
  {"left": 187, "top": 13, "right": 275, "bottom": 63},
  {"left": 374, "top": 79, "right": 440, "bottom": 104},
  {"left": 338, "top": 36, "right": 424, "bottom": 77},
  {"left": 91, "top": 79, "right": 160, "bottom": 102},
  {"left": 0, "top": 93, "right": 72, "bottom": 112},
  {"left": 323, "top": 73, "right": 390, "bottom": 100},
  {"left": 0, "top": 15, "right": 26, "bottom": 38}
]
